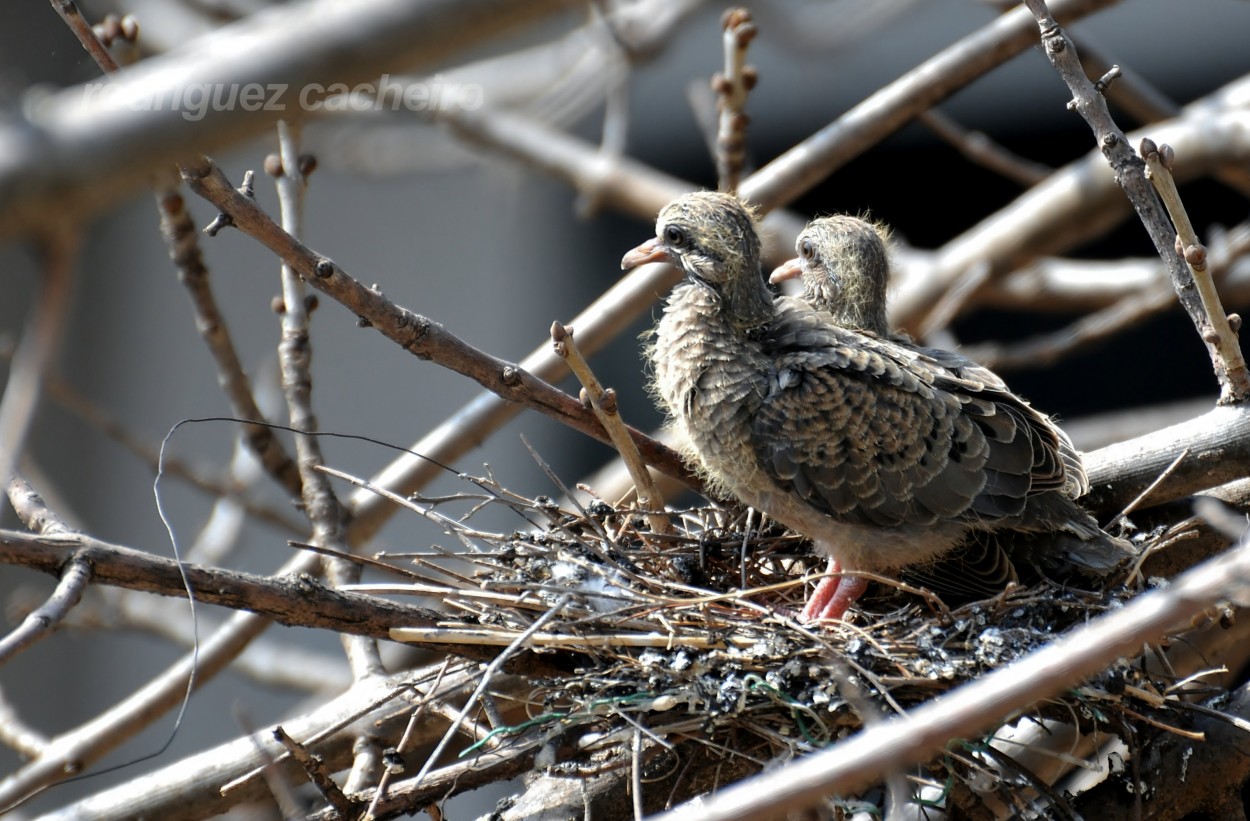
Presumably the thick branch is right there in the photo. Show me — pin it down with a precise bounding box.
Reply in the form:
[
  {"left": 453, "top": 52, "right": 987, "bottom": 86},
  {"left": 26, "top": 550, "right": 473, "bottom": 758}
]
[
  {"left": 0, "top": 529, "right": 558, "bottom": 672},
  {"left": 0, "top": 0, "right": 578, "bottom": 238},
  {"left": 1083, "top": 404, "right": 1250, "bottom": 516}
]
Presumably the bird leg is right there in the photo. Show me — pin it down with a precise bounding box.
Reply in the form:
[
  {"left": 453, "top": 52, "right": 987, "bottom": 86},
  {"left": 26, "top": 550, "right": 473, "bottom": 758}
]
[{"left": 800, "top": 557, "right": 868, "bottom": 622}]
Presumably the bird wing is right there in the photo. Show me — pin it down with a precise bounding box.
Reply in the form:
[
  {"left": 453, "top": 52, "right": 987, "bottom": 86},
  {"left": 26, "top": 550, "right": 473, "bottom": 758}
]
[
  {"left": 917, "top": 343, "right": 1090, "bottom": 499},
  {"left": 750, "top": 316, "right": 1072, "bottom": 529}
]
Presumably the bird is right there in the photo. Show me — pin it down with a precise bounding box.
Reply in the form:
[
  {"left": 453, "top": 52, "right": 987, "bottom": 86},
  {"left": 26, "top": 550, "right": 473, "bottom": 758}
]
[
  {"left": 769, "top": 215, "right": 1029, "bottom": 402},
  {"left": 768, "top": 215, "right": 1127, "bottom": 604},
  {"left": 623, "top": 193, "right": 1127, "bottom": 622}
]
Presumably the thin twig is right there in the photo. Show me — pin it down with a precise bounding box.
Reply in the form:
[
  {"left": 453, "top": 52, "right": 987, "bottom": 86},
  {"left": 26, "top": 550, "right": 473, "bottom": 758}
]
[
  {"left": 918, "top": 108, "right": 1051, "bottom": 187},
  {"left": 0, "top": 555, "right": 91, "bottom": 665},
  {"left": 390, "top": 627, "right": 755, "bottom": 649},
  {"left": 407, "top": 594, "right": 573, "bottom": 792},
  {"left": 161, "top": 184, "right": 304, "bottom": 497},
  {"left": 1106, "top": 448, "right": 1189, "bottom": 530},
  {"left": 178, "top": 157, "right": 700, "bottom": 509},
  {"left": 51, "top": 0, "right": 305, "bottom": 498},
  {"left": 48, "top": 0, "right": 119, "bottom": 72},
  {"left": 1069, "top": 30, "right": 1250, "bottom": 197},
  {"left": 739, "top": 0, "right": 1117, "bottom": 213},
  {"left": 362, "top": 658, "right": 454, "bottom": 821},
  {"left": 270, "top": 121, "right": 386, "bottom": 710},
  {"left": 1140, "top": 138, "right": 1250, "bottom": 402},
  {"left": 274, "top": 725, "right": 358, "bottom": 819},
  {"left": 0, "top": 528, "right": 572, "bottom": 670},
  {"left": 551, "top": 322, "right": 669, "bottom": 533}
]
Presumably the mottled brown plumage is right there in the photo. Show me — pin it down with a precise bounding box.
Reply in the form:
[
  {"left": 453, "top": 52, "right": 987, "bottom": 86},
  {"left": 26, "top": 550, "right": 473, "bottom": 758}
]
[
  {"left": 625, "top": 194, "right": 1125, "bottom": 621},
  {"left": 769, "top": 215, "right": 1128, "bottom": 607}
]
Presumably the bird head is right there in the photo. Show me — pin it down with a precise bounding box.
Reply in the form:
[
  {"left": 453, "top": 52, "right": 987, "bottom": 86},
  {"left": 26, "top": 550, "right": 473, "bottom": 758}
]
[
  {"left": 621, "top": 192, "right": 762, "bottom": 289},
  {"left": 622, "top": 192, "right": 772, "bottom": 329},
  {"left": 769, "top": 215, "right": 891, "bottom": 335}
]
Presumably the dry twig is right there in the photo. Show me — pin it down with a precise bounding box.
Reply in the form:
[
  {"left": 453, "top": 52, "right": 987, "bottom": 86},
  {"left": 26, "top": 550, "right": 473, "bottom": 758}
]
[{"left": 550, "top": 321, "right": 668, "bottom": 534}]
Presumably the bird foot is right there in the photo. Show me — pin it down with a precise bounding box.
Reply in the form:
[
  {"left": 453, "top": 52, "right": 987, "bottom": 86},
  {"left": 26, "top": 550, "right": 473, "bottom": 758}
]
[{"left": 800, "top": 573, "right": 869, "bottom": 623}]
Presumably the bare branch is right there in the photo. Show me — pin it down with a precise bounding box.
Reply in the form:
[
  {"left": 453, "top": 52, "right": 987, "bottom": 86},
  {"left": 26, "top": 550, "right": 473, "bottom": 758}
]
[
  {"left": 0, "top": 229, "right": 78, "bottom": 487},
  {"left": 177, "top": 157, "right": 701, "bottom": 503},
  {"left": 0, "top": 555, "right": 90, "bottom": 665},
  {"left": 738, "top": 0, "right": 1117, "bottom": 212},
  {"left": 550, "top": 322, "right": 668, "bottom": 534},
  {"left": 0, "top": 529, "right": 535, "bottom": 666},
  {"left": 1023, "top": 0, "right": 1247, "bottom": 404},
  {"left": 892, "top": 105, "right": 1250, "bottom": 331},
  {"left": 0, "top": 0, "right": 581, "bottom": 238},
  {"left": 162, "top": 183, "right": 304, "bottom": 497},
  {"left": 1141, "top": 139, "right": 1250, "bottom": 400},
  {"left": 917, "top": 108, "right": 1051, "bottom": 187},
  {"left": 713, "top": 8, "right": 757, "bottom": 193},
  {"left": 0, "top": 688, "right": 47, "bottom": 759}
]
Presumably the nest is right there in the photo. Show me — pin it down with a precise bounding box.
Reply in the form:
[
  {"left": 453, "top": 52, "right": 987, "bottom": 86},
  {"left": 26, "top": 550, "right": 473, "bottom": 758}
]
[{"left": 378, "top": 472, "right": 1189, "bottom": 816}]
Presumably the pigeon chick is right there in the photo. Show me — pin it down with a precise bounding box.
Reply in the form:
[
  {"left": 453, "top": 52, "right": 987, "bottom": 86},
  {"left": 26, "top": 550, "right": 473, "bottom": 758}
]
[
  {"left": 624, "top": 193, "right": 1123, "bottom": 622},
  {"left": 769, "top": 215, "right": 1018, "bottom": 393},
  {"left": 769, "top": 215, "right": 1129, "bottom": 605}
]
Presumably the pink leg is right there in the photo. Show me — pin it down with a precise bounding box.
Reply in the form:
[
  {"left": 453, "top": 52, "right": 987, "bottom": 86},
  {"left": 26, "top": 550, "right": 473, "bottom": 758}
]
[{"left": 800, "top": 558, "right": 869, "bottom": 622}]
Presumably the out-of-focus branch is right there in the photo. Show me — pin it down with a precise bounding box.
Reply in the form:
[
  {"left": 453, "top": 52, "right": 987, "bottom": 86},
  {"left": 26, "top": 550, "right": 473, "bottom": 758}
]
[
  {"left": 1070, "top": 29, "right": 1250, "bottom": 196},
  {"left": 0, "top": 229, "right": 77, "bottom": 487},
  {"left": 918, "top": 108, "right": 1051, "bottom": 186},
  {"left": 963, "top": 219, "right": 1250, "bottom": 370},
  {"left": 892, "top": 103, "right": 1250, "bottom": 332},
  {"left": 42, "top": 663, "right": 525, "bottom": 821},
  {"left": 738, "top": 0, "right": 1117, "bottom": 212},
  {"left": 0, "top": 0, "right": 579, "bottom": 238},
  {"left": 1074, "top": 680, "right": 1250, "bottom": 817},
  {"left": 54, "top": 0, "right": 306, "bottom": 498},
  {"left": 0, "top": 687, "right": 47, "bottom": 759},
  {"left": 0, "top": 548, "right": 323, "bottom": 810},
  {"left": 713, "top": 8, "right": 756, "bottom": 193}
]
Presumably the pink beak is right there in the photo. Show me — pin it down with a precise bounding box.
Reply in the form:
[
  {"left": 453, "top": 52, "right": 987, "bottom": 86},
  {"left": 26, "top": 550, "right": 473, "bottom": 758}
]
[
  {"left": 769, "top": 258, "right": 803, "bottom": 284},
  {"left": 621, "top": 237, "right": 671, "bottom": 270}
]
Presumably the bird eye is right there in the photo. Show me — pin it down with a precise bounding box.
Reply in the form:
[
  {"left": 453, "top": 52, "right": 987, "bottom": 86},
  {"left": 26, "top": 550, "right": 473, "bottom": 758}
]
[
  {"left": 799, "top": 239, "right": 815, "bottom": 261},
  {"left": 664, "top": 225, "right": 686, "bottom": 246}
]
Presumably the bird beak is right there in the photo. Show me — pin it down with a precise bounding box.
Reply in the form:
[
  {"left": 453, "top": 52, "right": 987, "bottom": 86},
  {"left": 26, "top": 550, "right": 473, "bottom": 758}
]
[
  {"left": 621, "top": 237, "right": 670, "bottom": 271},
  {"left": 769, "top": 258, "right": 802, "bottom": 284}
]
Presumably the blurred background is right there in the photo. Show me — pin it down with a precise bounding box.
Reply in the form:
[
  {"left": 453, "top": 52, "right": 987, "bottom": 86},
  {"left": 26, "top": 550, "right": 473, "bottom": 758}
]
[{"left": 1, "top": 0, "right": 1248, "bottom": 815}]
